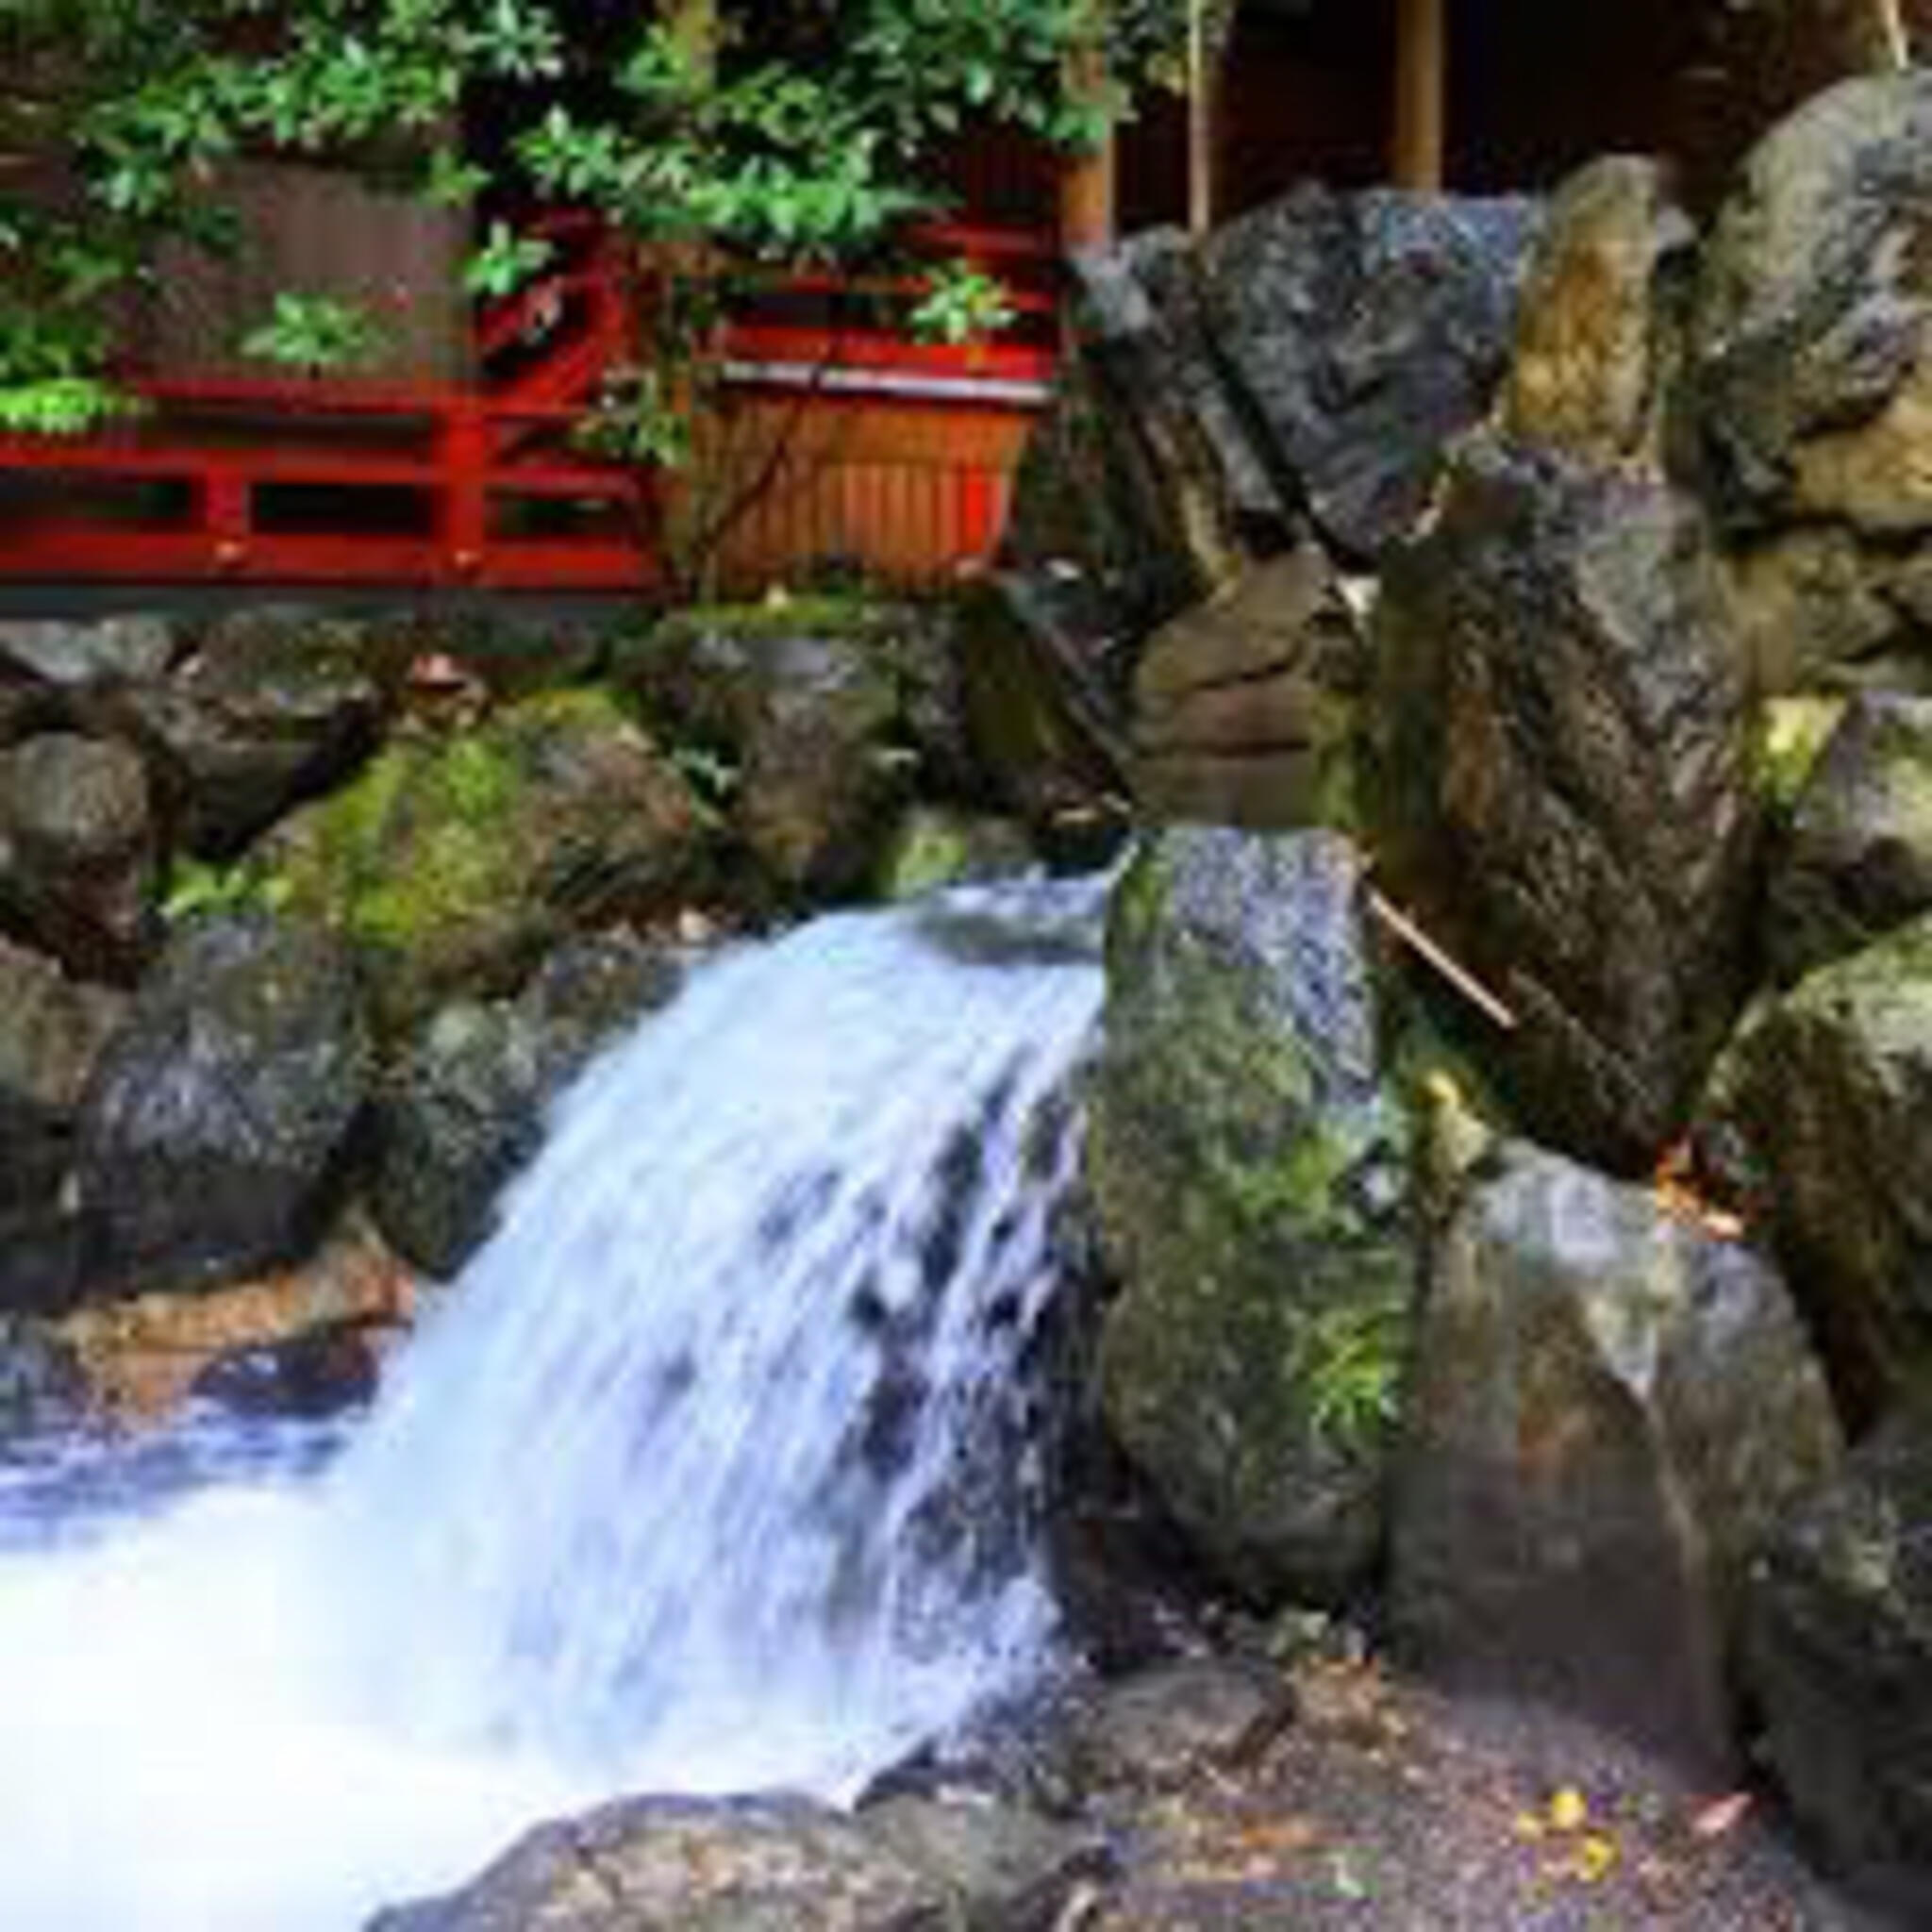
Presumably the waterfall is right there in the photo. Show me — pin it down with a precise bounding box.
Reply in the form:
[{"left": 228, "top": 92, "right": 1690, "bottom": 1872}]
[{"left": 0, "top": 877, "right": 1106, "bottom": 1932}]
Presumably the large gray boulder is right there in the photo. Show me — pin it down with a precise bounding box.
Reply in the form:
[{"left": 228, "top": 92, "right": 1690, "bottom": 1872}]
[
  {"left": 256, "top": 689, "right": 704, "bottom": 1033},
  {"left": 371, "top": 934, "right": 683, "bottom": 1278},
  {"left": 1694, "top": 914, "right": 1932, "bottom": 1423},
  {"left": 624, "top": 604, "right": 964, "bottom": 899},
  {"left": 1391, "top": 1136, "right": 1841, "bottom": 1781},
  {"left": 1744, "top": 1398, "right": 1932, "bottom": 1917},
  {"left": 0, "top": 936, "right": 125, "bottom": 1214},
  {"left": 1503, "top": 156, "right": 1694, "bottom": 468},
  {"left": 1088, "top": 827, "right": 1415, "bottom": 1604},
  {"left": 1064, "top": 1657, "right": 1296, "bottom": 1798},
  {"left": 76, "top": 910, "right": 369, "bottom": 1293},
  {"left": 1371, "top": 435, "right": 1759, "bottom": 1173},
  {"left": 1068, "top": 229, "right": 1281, "bottom": 575},
  {"left": 0, "top": 615, "right": 176, "bottom": 691},
  {"left": 111, "top": 606, "right": 390, "bottom": 858},
  {"left": 1688, "top": 72, "right": 1932, "bottom": 536},
  {"left": 0, "top": 937, "right": 125, "bottom": 1314},
  {"left": 0, "top": 730, "right": 158, "bottom": 979},
  {"left": 367, "top": 1792, "right": 1106, "bottom": 1932},
  {"left": 1201, "top": 185, "right": 1541, "bottom": 562},
  {"left": 1685, "top": 74, "right": 1932, "bottom": 690},
  {"left": 1769, "top": 691, "right": 1932, "bottom": 983}
]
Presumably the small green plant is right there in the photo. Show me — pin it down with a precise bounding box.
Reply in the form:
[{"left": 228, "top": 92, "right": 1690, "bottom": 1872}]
[
  {"left": 242, "top": 292, "right": 390, "bottom": 375},
  {"left": 462, "top": 220, "right": 556, "bottom": 300},
  {"left": 908, "top": 259, "right": 1016, "bottom": 346},
  {"left": 0, "top": 376, "right": 140, "bottom": 438},
  {"left": 668, "top": 741, "right": 741, "bottom": 822},
  {"left": 1298, "top": 1301, "right": 1404, "bottom": 1452},
  {"left": 161, "top": 858, "right": 291, "bottom": 924}
]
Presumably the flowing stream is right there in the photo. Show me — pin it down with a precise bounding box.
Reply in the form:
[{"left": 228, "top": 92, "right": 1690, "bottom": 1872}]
[{"left": 0, "top": 878, "right": 1106, "bottom": 1931}]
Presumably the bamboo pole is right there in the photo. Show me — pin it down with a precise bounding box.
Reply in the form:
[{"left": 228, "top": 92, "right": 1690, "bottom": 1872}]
[
  {"left": 1391, "top": 0, "right": 1447, "bottom": 192},
  {"left": 1366, "top": 888, "right": 1518, "bottom": 1032},
  {"left": 1875, "top": 0, "right": 1910, "bottom": 70},
  {"left": 1187, "top": 0, "right": 1217, "bottom": 236}
]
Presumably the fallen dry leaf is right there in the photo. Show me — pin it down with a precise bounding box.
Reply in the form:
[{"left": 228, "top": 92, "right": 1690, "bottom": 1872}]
[{"left": 1690, "top": 1790, "right": 1754, "bottom": 1840}]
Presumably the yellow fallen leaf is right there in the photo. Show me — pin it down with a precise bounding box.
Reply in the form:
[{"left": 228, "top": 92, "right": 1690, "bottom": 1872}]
[
  {"left": 1574, "top": 1833, "right": 1619, "bottom": 1883},
  {"left": 1512, "top": 1811, "right": 1548, "bottom": 1841},
  {"left": 1548, "top": 1787, "right": 1590, "bottom": 1832}
]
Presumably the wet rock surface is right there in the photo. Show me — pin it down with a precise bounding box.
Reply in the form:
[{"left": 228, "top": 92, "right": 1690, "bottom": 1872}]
[
  {"left": 1693, "top": 914, "right": 1932, "bottom": 1423},
  {"left": 1371, "top": 435, "right": 1758, "bottom": 1172},
  {"left": 1745, "top": 1398, "right": 1932, "bottom": 1920},
  {"left": 0, "top": 730, "right": 158, "bottom": 979},
  {"left": 54, "top": 1214, "right": 414, "bottom": 1423},
  {"left": 367, "top": 1790, "right": 1105, "bottom": 1932},
  {"left": 1770, "top": 692, "right": 1932, "bottom": 983},
  {"left": 75, "top": 910, "right": 369, "bottom": 1295},
  {"left": 875, "top": 808, "right": 1036, "bottom": 901},
  {"left": 0, "top": 615, "right": 177, "bottom": 691},
  {"left": 1503, "top": 156, "right": 1693, "bottom": 467},
  {"left": 371, "top": 934, "right": 684, "bottom": 1277},
  {"left": 1089, "top": 827, "right": 1413, "bottom": 1604},
  {"left": 0, "top": 1316, "right": 88, "bottom": 1444},
  {"left": 259, "top": 688, "right": 703, "bottom": 1031},
  {"left": 1688, "top": 72, "right": 1932, "bottom": 537},
  {"left": 111, "top": 605, "right": 391, "bottom": 858},
  {"left": 1130, "top": 546, "right": 1363, "bottom": 833},
  {"left": 1202, "top": 185, "right": 1541, "bottom": 561},
  {"left": 0, "top": 935, "right": 125, "bottom": 1217},
  {"left": 1067, "top": 1656, "right": 1297, "bottom": 1796},
  {"left": 625, "top": 601, "right": 965, "bottom": 899},
  {"left": 1066, "top": 230, "right": 1274, "bottom": 577},
  {"left": 1391, "top": 1137, "right": 1841, "bottom": 1782}
]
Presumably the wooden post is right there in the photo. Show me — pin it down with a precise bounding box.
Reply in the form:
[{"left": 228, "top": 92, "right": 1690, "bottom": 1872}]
[
  {"left": 1060, "top": 40, "right": 1116, "bottom": 252},
  {"left": 1391, "top": 0, "right": 1447, "bottom": 192},
  {"left": 1188, "top": 0, "right": 1217, "bottom": 236},
  {"left": 1875, "top": 0, "right": 1910, "bottom": 69}
]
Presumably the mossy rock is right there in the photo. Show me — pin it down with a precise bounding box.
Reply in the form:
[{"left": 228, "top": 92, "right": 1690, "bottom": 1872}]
[
  {"left": 1087, "top": 826, "right": 1418, "bottom": 1606},
  {"left": 1692, "top": 913, "right": 1932, "bottom": 1425},
  {"left": 1755, "top": 695, "right": 1849, "bottom": 820},
  {"left": 252, "top": 688, "right": 704, "bottom": 1031},
  {"left": 1768, "top": 692, "right": 1932, "bottom": 983},
  {"left": 618, "top": 598, "right": 967, "bottom": 898},
  {"left": 875, "top": 808, "right": 1034, "bottom": 901}
]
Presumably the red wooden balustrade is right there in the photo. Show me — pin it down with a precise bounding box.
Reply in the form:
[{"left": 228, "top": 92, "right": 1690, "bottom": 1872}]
[{"left": 0, "top": 203, "right": 1061, "bottom": 594}]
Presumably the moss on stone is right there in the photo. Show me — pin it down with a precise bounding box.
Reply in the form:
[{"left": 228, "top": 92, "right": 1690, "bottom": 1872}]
[
  {"left": 1756, "top": 695, "right": 1848, "bottom": 817},
  {"left": 250, "top": 687, "right": 700, "bottom": 1029},
  {"left": 1088, "top": 827, "right": 1418, "bottom": 1604}
]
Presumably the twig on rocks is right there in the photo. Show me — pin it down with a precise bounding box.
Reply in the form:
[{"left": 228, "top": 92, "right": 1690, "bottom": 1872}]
[
  {"left": 1877, "top": 0, "right": 1911, "bottom": 70},
  {"left": 1366, "top": 887, "right": 1518, "bottom": 1033}
]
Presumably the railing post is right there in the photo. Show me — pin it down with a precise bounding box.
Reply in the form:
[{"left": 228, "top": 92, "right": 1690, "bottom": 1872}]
[
  {"left": 443, "top": 400, "right": 489, "bottom": 581},
  {"left": 1060, "top": 27, "right": 1116, "bottom": 254},
  {"left": 207, "top": 469, "right": 251, "bottom": 575}
]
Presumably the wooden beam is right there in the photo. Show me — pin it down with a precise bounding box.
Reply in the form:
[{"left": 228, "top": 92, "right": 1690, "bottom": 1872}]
[
  {"left": 1060, "top": 42, "right": 1117, "bottom": 252},
  {"left": 1391, "top": 0, "right": 1447, "bottom": 192},
  {"left": 1188, "top": 0, "right": 1218, "bottom": 236}
]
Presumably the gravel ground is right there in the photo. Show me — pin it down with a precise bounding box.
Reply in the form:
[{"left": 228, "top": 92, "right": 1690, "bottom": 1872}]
[{"left": 1080, "top": 1657, "right": 1896, "bottom": 1932}]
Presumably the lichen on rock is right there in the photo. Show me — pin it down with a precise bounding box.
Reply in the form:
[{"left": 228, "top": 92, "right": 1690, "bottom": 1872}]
[{"left": 1087, "top": 826, "right": 1416, "bottom": 1605}]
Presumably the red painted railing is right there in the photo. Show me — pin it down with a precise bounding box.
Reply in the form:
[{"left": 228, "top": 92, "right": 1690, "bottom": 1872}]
[{"left": 0, "top": 208, "right": 1060, "bottom": 592}]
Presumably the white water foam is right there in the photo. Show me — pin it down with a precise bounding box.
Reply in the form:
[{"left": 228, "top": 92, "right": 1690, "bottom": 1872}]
[{"left": 0, "top": 879, "right": 1105, "bottom": 1931}]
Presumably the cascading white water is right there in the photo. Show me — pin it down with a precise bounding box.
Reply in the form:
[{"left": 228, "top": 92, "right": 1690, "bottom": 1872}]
[{"left": 0, "top": 877, "right": 1106, "bottom": 1932}]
